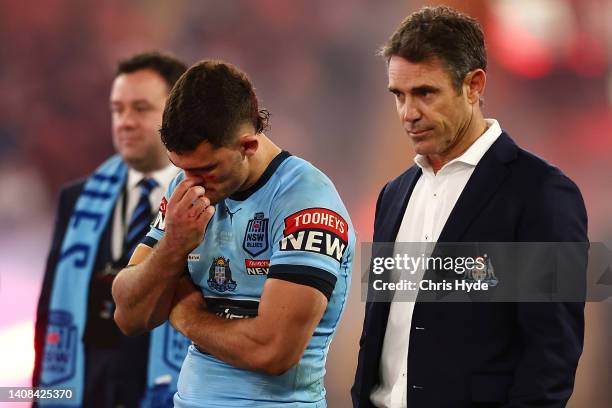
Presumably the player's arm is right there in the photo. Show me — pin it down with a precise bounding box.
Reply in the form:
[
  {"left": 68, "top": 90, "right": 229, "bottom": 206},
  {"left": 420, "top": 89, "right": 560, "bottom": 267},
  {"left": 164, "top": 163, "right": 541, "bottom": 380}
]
[
  {"left": 112, "top": 178, "right": 215, "bottom": 336},
  {"left": 170, "top": 274, "right": 328, "bottom": 376}
]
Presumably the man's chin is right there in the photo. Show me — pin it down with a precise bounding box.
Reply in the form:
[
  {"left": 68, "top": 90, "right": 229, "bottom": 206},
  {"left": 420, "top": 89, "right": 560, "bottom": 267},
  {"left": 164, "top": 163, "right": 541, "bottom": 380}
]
[
  {"left": 411, "top": 143, "right": 437, "bottom": 156},
  {"left": 119, "top": 145, "right": 148, "bottom": 161},
  {"left": 121, "top": 153, "right": 148, "bottom": 169}
]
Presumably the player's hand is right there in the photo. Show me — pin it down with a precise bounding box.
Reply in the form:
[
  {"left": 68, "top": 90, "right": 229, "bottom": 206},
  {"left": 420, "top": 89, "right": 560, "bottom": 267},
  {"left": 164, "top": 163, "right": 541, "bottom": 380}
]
[
  {"left": 169, "top": 274, "right": 206, "bottom": 335},
  {"left": 163, "top": 177, "right": 215, "bottom": 257}
]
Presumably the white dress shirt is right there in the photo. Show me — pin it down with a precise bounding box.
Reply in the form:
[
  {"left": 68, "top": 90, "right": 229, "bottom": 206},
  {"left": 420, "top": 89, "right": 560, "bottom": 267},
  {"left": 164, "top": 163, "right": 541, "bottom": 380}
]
[
  {"left": 110, "top": 164, "right": 178, "bottom": 260},
  {"left": 370, "top": 119, "right": 502, "bottom": 407}
]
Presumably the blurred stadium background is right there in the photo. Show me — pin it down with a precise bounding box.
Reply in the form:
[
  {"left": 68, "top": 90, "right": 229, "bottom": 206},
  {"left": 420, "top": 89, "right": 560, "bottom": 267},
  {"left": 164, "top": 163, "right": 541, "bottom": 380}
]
[{"left": 0, "top": 0, "right": 610, "bottom": 406}]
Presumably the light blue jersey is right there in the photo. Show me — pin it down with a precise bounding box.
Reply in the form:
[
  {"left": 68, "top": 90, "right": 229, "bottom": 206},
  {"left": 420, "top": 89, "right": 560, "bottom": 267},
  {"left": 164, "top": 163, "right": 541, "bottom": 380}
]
[{"left": 144, "top": 151, "right": 355, "bottom": 407}]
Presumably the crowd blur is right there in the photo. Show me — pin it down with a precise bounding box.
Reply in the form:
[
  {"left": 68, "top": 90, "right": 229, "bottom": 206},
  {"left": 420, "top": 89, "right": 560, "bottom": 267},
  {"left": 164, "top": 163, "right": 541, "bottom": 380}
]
[{"left": 0, "top": 0, "right": 610, "bottom": 406}]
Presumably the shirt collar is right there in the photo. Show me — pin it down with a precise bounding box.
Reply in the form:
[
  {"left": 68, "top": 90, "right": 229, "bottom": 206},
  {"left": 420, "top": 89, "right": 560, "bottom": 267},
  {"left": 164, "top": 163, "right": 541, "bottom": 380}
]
[
  {"left": 414, "top": 118, "right": 502, "bottom": 170},
  {"left": 127, "top": 163, "right": 179, "bottom": 191}
]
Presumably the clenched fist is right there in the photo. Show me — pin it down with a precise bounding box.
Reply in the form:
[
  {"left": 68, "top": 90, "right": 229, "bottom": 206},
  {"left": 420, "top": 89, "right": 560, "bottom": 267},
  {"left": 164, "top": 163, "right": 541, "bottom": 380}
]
[{"left": 162, "top": 177, "right": 216, "bottom": 257}]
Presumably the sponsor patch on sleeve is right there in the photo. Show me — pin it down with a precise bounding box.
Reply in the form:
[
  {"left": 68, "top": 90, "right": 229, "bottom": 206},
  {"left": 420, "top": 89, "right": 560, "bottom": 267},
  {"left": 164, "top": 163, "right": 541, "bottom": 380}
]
[
  {"left": 151, "top": 197, "right": 168, "bottom": 231},
  {"left": 279, "top": 208, "right": 348, "bottom": 262}
]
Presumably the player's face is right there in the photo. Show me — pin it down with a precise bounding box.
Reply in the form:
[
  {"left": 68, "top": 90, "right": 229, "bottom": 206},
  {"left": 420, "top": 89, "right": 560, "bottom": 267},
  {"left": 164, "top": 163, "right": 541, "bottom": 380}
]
[
  {"left": 110, "top": 69, "right": 169, "bottom": 172},
  {"left": 387, "top": 55, "right": 473, "bottom": 158},
  {"left": 168, "top": 140, "right": 249, "bottom": 205}
]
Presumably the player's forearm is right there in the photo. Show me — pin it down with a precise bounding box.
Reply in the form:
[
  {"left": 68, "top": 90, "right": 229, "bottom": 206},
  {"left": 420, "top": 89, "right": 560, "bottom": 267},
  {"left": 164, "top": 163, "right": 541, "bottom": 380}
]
[
  {"left": 174, "top": 309, "right": 296, "bottom": 375},
  {"left": 113, "top": 240, "right": 188, "bottom": 335}
]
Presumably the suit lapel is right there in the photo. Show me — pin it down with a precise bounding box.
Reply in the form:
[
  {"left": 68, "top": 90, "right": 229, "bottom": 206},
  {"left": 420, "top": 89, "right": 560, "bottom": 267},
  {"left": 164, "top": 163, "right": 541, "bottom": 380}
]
[
  {"left": 438, "top": 132, "right": 518, "bottom": 242},
  {"left": 378, "top": 166, "right": 423, "bottom": 243},
  {"left": 364, "top": 166, "right": 422, "bottom": 387}
]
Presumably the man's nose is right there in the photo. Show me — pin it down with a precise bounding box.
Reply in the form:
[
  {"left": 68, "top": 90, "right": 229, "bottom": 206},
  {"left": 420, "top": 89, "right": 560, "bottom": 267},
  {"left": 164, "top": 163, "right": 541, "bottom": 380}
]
[
  {"left": 400, "top": 100, "right": 421, "bottom": 123},
  {"left": 116, "top": 109, "right": 138, "bottom": 129}
]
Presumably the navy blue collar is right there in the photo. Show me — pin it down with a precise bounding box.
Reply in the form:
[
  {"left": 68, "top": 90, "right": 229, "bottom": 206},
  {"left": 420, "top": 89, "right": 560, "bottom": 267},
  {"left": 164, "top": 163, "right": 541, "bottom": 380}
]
[{"left": 229, "top": 150, "right": 291, "bottom": 201}]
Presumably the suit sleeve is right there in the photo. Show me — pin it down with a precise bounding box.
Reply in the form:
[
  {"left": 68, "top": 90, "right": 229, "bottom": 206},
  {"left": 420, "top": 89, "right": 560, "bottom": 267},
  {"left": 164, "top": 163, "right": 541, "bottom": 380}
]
[
  {"left": 351, "top": 183, "right": 388, "bottom": 408},
  {"left": 506, "top": 174, "right": 588, "bottom": 408},
  {"left": 33, "top": 182, "right": 83, "bottom": 387}
]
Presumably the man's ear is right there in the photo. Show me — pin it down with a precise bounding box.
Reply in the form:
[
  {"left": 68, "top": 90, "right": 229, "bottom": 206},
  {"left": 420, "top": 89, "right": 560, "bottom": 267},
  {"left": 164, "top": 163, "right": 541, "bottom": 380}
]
[
  {"left": 239, "top": 134, "right": 258, "bottom": 157},
  {"left": 464, "top": 69, "right": 486, "bottom": 105}
]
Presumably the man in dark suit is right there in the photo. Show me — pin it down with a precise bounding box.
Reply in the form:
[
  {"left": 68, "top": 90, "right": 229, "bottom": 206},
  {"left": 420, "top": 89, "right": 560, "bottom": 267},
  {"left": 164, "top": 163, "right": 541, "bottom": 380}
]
[
  {"left": 33, "top": 52, "right": 187, "bottom": 407},
  {"left": 352, "top": 6, "right": 587, "bottom": 408}
]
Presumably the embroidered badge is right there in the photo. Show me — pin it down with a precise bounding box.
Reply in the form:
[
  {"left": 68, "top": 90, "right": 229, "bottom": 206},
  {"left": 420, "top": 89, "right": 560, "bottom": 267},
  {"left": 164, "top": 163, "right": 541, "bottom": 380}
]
[
  {"left": 465, "top": 255, "right": 498, "bottom": 287},
  {"left": 243, "top": 212, "right": 269, "bottom": 257},
  {"left": 207, "top": 257, "right": 237, "bottom": 292}
]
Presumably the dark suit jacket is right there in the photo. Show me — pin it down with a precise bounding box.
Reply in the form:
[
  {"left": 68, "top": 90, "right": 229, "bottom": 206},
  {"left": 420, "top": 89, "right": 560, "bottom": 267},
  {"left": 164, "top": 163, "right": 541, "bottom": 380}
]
[
  {"left": 352, "top": 132, "right": 588, "bottom": 408},
  {"left": 33, "top": 179, "right": 150, "bottom": 408}
]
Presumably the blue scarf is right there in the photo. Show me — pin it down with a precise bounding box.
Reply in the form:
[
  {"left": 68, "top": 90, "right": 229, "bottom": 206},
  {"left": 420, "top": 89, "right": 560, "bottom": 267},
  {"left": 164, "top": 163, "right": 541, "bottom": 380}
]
[{"left": 39, "top": 155, "right": 188, "bottom": 407}]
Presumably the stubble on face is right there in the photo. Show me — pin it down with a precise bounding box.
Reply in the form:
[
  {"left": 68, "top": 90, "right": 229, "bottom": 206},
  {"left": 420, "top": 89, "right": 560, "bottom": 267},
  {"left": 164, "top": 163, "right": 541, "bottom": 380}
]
[{"left": 387, "top": 56, "right": 475, "bottom": 165}]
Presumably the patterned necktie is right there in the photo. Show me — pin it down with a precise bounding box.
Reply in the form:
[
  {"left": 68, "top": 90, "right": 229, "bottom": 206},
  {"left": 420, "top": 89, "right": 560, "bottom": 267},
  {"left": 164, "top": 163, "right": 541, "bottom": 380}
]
[{"left": 123, "top": 177, "right": 158, "bottom": 259}]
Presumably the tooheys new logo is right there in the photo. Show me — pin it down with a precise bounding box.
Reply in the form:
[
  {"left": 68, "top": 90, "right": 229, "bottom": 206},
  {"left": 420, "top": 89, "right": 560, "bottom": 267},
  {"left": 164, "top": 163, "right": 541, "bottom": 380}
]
[
  {"left": 280, "top": 208, "right": 348, "bottom": 262},
  {"left": 151, "top": 197, "right": 167, "bottom": 231},
  {"left": 245, "top": 259, "right": 270, "bottom": 275}
]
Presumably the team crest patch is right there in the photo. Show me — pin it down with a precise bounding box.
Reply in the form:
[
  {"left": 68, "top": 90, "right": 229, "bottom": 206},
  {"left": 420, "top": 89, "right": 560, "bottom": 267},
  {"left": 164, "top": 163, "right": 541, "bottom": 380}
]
[
  {"left": 243, "top": 212, "right": 269, "bottom": 257},
  {"left": 163, "top": 325, "right": 191, "bottom": 371},
  {"left": 151, "top": 197, "right": 168, "bottom": 231},
  {"left": 280, "top": 208, "right": 349, "bottom": 262},
  {"left": 465, "top": 255, "right": 498, "bottom": 287},
  {"left": 40, "top": 310, "right": 77, "bottom": 386},
  {"left": 207, "top": 257, "right": 237, "bottom": 292}
]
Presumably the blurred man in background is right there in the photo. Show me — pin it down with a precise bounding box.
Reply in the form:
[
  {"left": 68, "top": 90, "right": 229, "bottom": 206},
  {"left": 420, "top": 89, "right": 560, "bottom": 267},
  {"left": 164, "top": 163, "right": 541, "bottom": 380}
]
[
  {"left": 112, "top": 60, "right": 355, "bottom": 407},
  {"left": 352, "top": 6, "right": 587, "bottom": 408},
  {"left": 34, "top": 51, "right": 189, "bottom": 407}
]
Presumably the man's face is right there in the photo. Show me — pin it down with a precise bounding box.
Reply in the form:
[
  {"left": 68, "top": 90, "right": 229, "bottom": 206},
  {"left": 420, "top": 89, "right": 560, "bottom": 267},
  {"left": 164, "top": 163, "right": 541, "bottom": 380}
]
[
  {"left": 387, "top": 55, "right": 473, "bottom": 158},
  {"left": 168, "top": 139, "right": 249, "bottom": 205},
  {"left": 110, "top": 69, "right": 170, "bottom": 172}
]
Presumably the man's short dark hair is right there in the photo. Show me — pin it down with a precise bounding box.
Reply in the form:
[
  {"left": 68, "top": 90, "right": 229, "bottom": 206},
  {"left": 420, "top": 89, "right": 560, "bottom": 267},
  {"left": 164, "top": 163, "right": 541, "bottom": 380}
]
[
  {"left": 160, "top": 60, "right": 270, "bottom": 152},
  {"left": 115, "top": 51, "right": 188, "bottom": 89},
  {"left": 380, "top": 6, "right": 486, "bottom": 92}
]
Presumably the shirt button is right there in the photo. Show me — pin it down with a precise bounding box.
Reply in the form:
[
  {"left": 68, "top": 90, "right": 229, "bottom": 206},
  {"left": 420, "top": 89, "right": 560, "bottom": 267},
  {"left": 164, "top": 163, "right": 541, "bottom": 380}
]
[{"left": 433, "top": 193, "right": 437, "bottom": 197}]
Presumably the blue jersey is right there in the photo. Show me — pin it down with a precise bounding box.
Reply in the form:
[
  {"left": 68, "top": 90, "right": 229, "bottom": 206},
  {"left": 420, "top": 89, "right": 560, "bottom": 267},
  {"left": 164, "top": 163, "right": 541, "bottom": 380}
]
[{"left": 145, "top": 151, "right": 355, "bottom": 407}]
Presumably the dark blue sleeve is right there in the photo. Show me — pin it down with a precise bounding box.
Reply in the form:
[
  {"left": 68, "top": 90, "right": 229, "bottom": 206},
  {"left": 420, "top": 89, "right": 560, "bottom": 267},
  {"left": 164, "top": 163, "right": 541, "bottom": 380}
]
[{"left": 507, "top": 173, "right": 588, "bottom": 407}]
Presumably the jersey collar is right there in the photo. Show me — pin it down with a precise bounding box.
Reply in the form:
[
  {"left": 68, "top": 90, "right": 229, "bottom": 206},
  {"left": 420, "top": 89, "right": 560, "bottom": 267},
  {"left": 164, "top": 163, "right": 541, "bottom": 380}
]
[{"left": 229, "top": 150, "right": 292, "bottom": 201}]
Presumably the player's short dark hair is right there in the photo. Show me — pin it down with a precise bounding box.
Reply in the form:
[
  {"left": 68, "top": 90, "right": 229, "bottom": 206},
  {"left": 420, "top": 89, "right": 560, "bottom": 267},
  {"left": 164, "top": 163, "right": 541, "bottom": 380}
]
[
  {"left": 380, "top": 6, "right": 486, "bottom": 92},
  {"left": 115, "top": 51, "right": 188, "bottom": 89},
  {"left": 160, "top": 60, "right": 270, "bottom": 153}
]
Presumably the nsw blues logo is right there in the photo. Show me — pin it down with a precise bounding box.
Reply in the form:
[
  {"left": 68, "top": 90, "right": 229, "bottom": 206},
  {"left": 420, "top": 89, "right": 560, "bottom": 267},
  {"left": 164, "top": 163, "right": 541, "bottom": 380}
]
[
  {"left": 41, "top": 310, "right": 78, "bottom": 386},
  {"left": 163, "top": 324, "right": 191, "bottom": 372},
  {"left": 207, "top": 257, "right": 237, "bottom": 292},
  {"left": 243, "top": 212, "right": 269, "bottom": 257}
]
